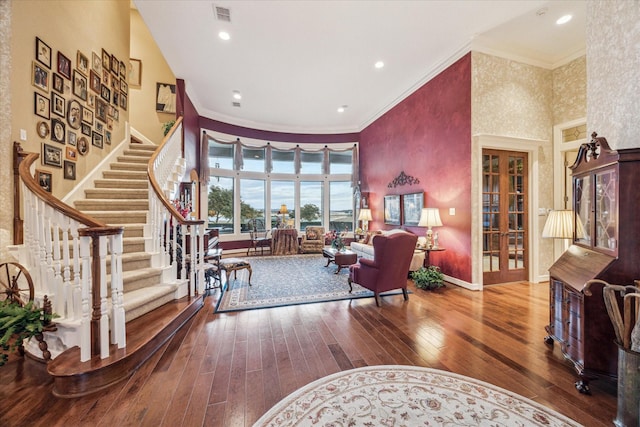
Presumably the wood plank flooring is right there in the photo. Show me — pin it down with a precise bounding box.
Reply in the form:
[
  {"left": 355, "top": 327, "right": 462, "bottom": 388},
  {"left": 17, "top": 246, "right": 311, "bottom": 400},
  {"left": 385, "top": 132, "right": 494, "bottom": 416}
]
[{"left": 0, "top": 280, "right": 617, "bottom": 426}]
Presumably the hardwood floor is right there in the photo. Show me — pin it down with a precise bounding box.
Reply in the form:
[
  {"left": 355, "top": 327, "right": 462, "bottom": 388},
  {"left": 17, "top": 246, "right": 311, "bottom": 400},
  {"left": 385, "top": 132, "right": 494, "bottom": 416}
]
[{"left": 0, "top": 280, "right": 617, "bottom": 426}]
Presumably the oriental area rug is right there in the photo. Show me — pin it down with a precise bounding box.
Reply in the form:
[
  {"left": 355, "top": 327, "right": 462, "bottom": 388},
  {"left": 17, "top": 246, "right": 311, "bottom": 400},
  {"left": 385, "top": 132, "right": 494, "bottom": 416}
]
[
  {"left": 253, "top": 365, "right": 582, "bottom": 427},
  {"left": 214, "top": 254, "right": 404, "bottom": 313}
]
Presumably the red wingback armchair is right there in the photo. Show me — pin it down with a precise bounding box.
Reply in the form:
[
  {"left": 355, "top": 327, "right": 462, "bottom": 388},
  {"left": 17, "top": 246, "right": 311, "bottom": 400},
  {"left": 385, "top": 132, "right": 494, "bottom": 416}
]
[{"left": 348, "top": 230, "right": 418, "bottom": 306}]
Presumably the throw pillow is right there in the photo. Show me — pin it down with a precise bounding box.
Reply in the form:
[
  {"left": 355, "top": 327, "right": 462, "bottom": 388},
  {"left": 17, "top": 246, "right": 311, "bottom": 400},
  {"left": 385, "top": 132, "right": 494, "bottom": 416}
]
[{"left": 306, "top": 230, "right": 317, "bottom": 240}]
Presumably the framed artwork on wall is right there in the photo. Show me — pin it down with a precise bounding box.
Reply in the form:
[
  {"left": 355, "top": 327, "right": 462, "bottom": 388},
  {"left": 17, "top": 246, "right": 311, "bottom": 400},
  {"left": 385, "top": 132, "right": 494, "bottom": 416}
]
[
  {"left": 52, "top": 73, "right": 64, "bottom": 93},
  {"left": 129, "top": 58, "right": 141, "bottom": 88},
  {"left": 64, "top": 160, "right": 76, "bottom": 180},
  {"left": 73, "top": 70, "right": 88, "bottom": 101},
  {"left": 35, "top": 37, "right": 51, "bottom": 69},
  {"left": 156, "top": 82, "right": 176, "bottom": 113},
  {"left": 57, "top": 52, "right": 71, "bottom": 79},
  {"left": 50, "top": 118, "right": 65, "bottom": 143},
  {"left": 34, "top": 92, "right": 50, "bottom": 119},
  {"left": 78, "top": 136, "right": 89, "bottom": 155},
  {"left": 77, "top": 50, "right": 89, "bottom": 75},
  {"left": 32, "top": 61, "right": 49, "bottom": 92},
  {"left": 67, "top": 99, "right": 82, "bottom": 130},
  {"left": 42, "top": 143, "right": 62, "bottom": 168},
  {"left": 37, "top": 169, "right": 52, "bottom": 193},
  {"left": 51, "top": 93, "right": 65, "bottom": 117},
  {"left": 384, "top": 195, "right": 401, "bottom": 225},
  {"left": 402, "top": 192, "right": 424, "bottom": 226}
]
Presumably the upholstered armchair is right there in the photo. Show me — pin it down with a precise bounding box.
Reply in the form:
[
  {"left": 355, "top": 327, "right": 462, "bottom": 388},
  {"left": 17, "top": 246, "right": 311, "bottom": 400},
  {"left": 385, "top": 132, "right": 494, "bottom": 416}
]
[
  {"left": 300, "top": 226, "right": 325, "bottom": 253},
  {"left": 348, "top": 230, "right": 417, "bottom": 306}
]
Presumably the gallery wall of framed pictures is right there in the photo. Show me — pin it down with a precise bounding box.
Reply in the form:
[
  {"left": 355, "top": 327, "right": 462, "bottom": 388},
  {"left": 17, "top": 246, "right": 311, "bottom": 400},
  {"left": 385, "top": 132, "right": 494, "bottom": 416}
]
[{"left": 32, "top": 36, "right": 128, "bottom": 191}]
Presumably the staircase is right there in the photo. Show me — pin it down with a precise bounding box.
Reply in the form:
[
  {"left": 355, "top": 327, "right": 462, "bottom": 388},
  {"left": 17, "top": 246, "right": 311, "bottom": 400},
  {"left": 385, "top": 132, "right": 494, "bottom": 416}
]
[{"left": 72, "top": 141, "right": 182, "bottom": 322}]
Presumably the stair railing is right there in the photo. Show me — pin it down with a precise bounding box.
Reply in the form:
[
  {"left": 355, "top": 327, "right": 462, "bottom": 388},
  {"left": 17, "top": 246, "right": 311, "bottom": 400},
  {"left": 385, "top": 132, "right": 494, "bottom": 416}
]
[
  {"left": 16, "top": 142, "right": 125, "bottom": 362},
  {"left": 147, "top": 118, "right": 206, "bottom": 295}
]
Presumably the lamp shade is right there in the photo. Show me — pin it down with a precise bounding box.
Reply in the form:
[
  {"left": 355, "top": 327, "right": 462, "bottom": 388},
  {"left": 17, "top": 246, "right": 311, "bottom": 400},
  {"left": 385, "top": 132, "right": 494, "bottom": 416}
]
[
  {"left": 418, "top": 208, "right": 442, "bottom": 228},
  {"left": 279, "top": 204, "right": 288, "bottom": 214},
  {"left": 358, "top": 208, "right": 372, "bottom": 222},
  {"left": 542, "top": 210, "right": 582, "bottom": 239}
]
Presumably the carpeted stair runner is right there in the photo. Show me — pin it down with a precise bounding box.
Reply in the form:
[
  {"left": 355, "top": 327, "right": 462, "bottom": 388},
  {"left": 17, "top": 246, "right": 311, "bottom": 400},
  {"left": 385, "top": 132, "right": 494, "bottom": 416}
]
[{"left": 72, "top": 141, "right": 177, "bottom": 322}]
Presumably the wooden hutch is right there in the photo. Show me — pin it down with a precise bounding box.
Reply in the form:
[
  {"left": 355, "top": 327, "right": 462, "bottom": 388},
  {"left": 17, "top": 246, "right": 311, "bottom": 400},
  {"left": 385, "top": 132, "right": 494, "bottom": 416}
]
[{"left": 545, "top": 133, "right": 640, "bottom": 394}]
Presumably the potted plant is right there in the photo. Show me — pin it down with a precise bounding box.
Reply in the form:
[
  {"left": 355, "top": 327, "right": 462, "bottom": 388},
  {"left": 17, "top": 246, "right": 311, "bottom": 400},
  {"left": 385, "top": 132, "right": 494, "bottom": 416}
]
[
  {"left": 162, "top": 119, "right": 176, "bottom": 136},
  {"left": 0, "top": 298, "right": 57, "bottom": 366},
  {"left": 411, "top": 266, "right": 445, "bottom": 290}
]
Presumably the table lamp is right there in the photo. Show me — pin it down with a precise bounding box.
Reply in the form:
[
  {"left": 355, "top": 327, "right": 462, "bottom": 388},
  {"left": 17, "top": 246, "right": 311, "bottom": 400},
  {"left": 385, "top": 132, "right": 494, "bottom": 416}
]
[
  {"left": 418, "top": 208, "right": 442, "bottom": 249},
  {"left": 358, "top": 208, "right": 372, "bottom": 232},
  {"left": 542, "top": 210, "right": 585, "bottom": 251},
  {"left": 279, "top": 204, "right": 288, "bottom": 226}
]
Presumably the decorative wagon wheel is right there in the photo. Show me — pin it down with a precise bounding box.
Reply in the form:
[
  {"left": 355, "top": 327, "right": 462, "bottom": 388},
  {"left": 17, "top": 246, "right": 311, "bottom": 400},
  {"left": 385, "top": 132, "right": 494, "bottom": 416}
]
[{"left": 0, "top": 262, "right": 34, "bottom": 306}]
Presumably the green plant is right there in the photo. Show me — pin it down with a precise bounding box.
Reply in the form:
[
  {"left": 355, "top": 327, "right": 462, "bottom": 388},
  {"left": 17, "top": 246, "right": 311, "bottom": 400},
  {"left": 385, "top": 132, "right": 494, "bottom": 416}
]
[
  {"left": 411, "top": 266, "right": 445, "bottom": 290},
  {"left": 162, "top": 119, "right": 176, "bottom": 136},
  {"left": 0, "top": 299, "right": 57, "bottom": 366}
]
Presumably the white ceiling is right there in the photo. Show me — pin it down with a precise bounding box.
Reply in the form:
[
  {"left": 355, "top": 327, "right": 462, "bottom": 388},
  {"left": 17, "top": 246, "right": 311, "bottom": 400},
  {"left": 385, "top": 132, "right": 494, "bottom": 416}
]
[{"left": 133, "top": 0, "right": 586, "bottom": 134}]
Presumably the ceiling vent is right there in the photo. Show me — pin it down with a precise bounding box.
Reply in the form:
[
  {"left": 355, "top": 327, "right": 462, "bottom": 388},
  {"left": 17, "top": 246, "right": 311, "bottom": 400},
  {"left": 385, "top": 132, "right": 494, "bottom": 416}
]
[
  {"left": 214, "top": 5, "right": 231, "bottom": 22},
  {"left": 232, "top": 101, "right": 241, "bottom": 108}
]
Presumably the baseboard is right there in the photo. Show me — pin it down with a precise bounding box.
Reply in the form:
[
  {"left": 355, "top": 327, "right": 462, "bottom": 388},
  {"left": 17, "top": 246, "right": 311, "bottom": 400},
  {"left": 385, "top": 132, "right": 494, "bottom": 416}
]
[{"left": 444, "top": 274, "right": 481, "bottom": 291}]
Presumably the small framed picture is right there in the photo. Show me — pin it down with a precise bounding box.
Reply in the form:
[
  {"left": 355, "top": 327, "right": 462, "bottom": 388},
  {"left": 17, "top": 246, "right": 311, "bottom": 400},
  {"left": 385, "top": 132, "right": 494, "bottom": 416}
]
[
  {"left": 35, "top": 37, "right": 52, "bottom": 69},
  {"left": 129, "top": 58, "right": 141, "bottom": 88},
  {"left": 82, "top": 107, "right": 93, "bottom": 125},
  {"left": 112, "top": 90, "right": 119, "bottom": 107},
  {"left": 120, "top": 79, "right": 128, "bottom": 93},
  {"left": 402, "top": 192, "right": 424, "bottom": 226},
  {"left": 37, "top": 169, "right": 52, "bottom": 192},
  {"left": 81, "top": 122, "right": 91, "bottom": 136},
  {"left": 67, "top": 99, "right": 82, "bottom": 130},
  {"left": 120, "top": 92, "right": 127, "bottom": 111},
  {"left": 92, "top": 131, "right": 103, "bottom": 149},
  {"left": 384, "top": 194, "right": 401, "bottom": 226},
  {"left": 87, "top": 93, "right": 95, "bottom": 108},
  {"left": 51, "top": 118, "right": 65, "bottom": 143},
  {"left": 64, "top": 160, "right": 76, "bottom": 180},
  {"left": 36, "top": 121, "right": 49, "bottom": 138},
  {"left": 119, "top": 60, "right": 126, "bottom": 78},
  {"left": 92, "top": 51, "right": 102, "bottom": 74},
  {"left": 67, "top": 130, "right": 77, "bottom": 146},
  {"left": 42, "top": 143, "right": 63, "bottom": 168},
  {"left": 65, "top": 146, "right": 78, "bottom": 161},
  {"left": 90, "top": 70, "right": 101, "bottom": 93},
  {"left": 73, "top": 70, "right": 88, "bottom": 101},
  {"left": 105, "top": 130, "right": 112, "bottom": 145},
  {"left": 95, "top": 98, "right": 108, "bottom": 122},
  {"left": 95, "top": 120, "right": 104, "bottom": 133},
  {"left": 34, "top": 92, "right": 50, "bottom": 119},
  {"left": 101, "top": 49, "right": 110, "bottom": 72},
  {"left": 52, "top": 73, "right": 64, "bottom": 94},
  {"left": 77, "top": 50, "right": 89, "bottom": 75},
  {"left": 156, "top": 83, "right": 176, "bottom": 113},
  {"left": 100, "top": 84, "right": 110, "bottom": 102},
  {"left": 111, "top": 54, "right": 118, "bottom": 76},
  {"left": 32, "top": 61, "right": 49, "bottom": 92},
  {"left": 51, "top": 93, "right": 65, "bottom": 117},
  {"left": 78, "top": 136, "right": 89, "bottom": 156},
  {"left": 57, "top": 52, "right": 71, "bottom": 79},
  {"left": 107, "top": 117, "right": 114, "bottom": 130}
]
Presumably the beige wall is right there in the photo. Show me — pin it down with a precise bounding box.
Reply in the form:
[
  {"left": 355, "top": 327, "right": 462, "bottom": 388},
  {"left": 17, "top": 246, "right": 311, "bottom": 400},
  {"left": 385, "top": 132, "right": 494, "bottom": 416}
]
[
  {"left": 587, "top": 0, "right": 640, "bottom": 150},
  {"left": 129, "top": 8, "right": 176, "bottom": 143},
  {"left": 552, "top": 56, "right": 587, "bottom": 124},
  {"left": 9, "top": 0, "right": 130, "bottom": 200}
]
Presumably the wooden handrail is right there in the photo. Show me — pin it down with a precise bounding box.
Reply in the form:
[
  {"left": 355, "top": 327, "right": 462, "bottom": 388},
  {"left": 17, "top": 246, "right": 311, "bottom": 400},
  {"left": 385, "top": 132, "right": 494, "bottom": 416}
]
[
  {"left": 147, "top": 117, "right": 204, "bottom": 227},
  {"left": 18, "top": 150, "right": 105, "bottom": 228}
]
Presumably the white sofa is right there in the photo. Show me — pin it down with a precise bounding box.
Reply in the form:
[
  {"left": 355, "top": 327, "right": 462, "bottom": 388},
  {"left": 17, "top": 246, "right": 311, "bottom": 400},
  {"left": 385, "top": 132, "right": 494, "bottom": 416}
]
[{"left": 350, "top": 229, "right": 425, "bottom": 272}]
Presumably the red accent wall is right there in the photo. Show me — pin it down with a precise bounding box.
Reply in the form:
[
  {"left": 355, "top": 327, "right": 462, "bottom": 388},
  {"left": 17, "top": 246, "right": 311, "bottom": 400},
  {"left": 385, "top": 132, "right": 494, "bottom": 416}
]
[
  {"left": 359, "top": 54, "right": 472, "bottom": 282},
  {"left": 177, "top": 79, "right": 199, "bottom": 174}
]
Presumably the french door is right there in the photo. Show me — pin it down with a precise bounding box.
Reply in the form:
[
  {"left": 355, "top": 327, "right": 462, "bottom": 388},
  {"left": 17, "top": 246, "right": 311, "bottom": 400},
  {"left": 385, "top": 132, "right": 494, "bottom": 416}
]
[{"left": 482, "top": 149, "right": 528, "bottom": 284}]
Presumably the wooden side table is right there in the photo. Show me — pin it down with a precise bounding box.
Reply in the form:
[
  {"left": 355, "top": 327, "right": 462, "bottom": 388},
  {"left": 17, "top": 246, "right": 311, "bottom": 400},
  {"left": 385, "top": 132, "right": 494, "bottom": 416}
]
[{"left": 416, "top": 247, "right": 445, "bottom": 267}]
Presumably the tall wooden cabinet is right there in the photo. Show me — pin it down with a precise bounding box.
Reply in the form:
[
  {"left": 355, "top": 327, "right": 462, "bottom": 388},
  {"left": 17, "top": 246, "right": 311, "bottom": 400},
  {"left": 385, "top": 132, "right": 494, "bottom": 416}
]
[{"left": 545, "top": 133, "right": 640, "bottom": 394}]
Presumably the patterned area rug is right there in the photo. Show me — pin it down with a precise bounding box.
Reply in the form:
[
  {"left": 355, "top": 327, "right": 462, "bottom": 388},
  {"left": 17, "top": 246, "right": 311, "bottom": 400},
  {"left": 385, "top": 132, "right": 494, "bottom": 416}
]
[
  {"left": 215, "top": 254, "right": 404, "bottom": 313},
  {"left": 254, "top": 365, "right": 582, "bottom": 427}
]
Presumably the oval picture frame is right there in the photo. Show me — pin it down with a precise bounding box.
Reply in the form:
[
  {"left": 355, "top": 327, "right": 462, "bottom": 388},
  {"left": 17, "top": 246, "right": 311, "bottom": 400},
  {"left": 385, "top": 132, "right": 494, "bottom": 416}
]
[
  {"left": 78, "top": 136, "right": 89, "bottom": 156},
  {"left": 67, "top": 99, "right": 82, "bottom": 130},
  {"left": 36, "top": 121, "right": 49, "bottom": 138}
]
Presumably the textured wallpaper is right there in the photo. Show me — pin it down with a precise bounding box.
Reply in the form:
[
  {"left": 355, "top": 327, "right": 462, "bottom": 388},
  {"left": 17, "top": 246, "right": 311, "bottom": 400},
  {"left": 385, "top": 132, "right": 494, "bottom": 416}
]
[
  {"left": 553, "top": 56, "right": 586, "bottom": 125},
  {"left": 587, "top": 1, "right": 640, "bottom": 150},
  {"left": 471, "top": 52, "right": 555, "bottom": 280},
  {"left": 0, "top": 0, "right": 12, "bottom": 244},
  {"left": 471, "top": 52, "right": 553, "bottom": 141}
]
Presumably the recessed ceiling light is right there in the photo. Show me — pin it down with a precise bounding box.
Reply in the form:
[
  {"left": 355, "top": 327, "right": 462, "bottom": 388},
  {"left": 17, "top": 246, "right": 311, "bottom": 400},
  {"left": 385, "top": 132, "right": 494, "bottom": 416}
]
[
  {"left": 337, "top": 105, "right": 348, "bottom": 113},
  {"left": 218, "top": 31, "right": 230, "bottom": 41},
  {"left": 374, "top": 61, "right": 384, "bottom": 69},
  {"left": 233, "top": 91, "right": 242, "bottom": 100},
  {"left": 556, "top": 14, "right": 572, "bottom": 25}
]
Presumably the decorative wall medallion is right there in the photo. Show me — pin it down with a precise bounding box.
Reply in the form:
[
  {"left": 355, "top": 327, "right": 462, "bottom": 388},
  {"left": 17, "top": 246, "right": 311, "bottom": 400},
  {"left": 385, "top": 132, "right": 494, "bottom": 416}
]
[{"left": 388, "top": 171, "right": 420, "bottom": 188}]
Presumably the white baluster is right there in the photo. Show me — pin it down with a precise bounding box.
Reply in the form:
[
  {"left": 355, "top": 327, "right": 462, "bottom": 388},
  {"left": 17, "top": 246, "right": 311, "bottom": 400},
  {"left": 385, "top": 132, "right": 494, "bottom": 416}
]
[
  {"left": 109, "top": 233, "right": 126, "bottom": 348},
  {"left": 79, "top": 234, "right": 91, "bottom": 362},
  {"left": 70, "top": 221, "right": 82, "bottom": 320},
  {"left": 98, "top": 235, "right": 109, "bottom": 359}
]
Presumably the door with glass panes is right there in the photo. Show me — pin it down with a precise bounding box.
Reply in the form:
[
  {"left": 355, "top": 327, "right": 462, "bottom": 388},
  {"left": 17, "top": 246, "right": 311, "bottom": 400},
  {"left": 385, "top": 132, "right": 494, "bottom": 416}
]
[{"left": 482, "top": 150, "right": 528, "bottom": 284}]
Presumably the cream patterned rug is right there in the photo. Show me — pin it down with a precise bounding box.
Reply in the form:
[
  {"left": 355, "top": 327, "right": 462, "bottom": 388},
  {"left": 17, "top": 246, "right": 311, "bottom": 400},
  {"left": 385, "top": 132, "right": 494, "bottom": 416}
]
[
  {"left": 215, "top": 254, "right": 405, "bottom": 313},
  {"left": 254, "top": 365, "right": 581, "bottom": 427}
]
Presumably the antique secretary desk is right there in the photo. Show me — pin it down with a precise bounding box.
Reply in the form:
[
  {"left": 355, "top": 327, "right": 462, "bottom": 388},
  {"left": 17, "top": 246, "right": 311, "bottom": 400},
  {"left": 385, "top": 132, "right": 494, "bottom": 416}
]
[{"left": 545, "top": 133, "right": 640, "bottom": 394}]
